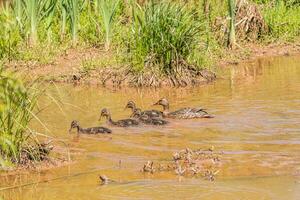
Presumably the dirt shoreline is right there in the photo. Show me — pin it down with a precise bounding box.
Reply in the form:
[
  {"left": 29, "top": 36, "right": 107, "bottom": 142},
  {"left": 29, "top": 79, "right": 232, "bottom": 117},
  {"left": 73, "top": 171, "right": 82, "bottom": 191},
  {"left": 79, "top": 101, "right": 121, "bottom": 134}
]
[
  {"left": 6, "top": 40, "right": 300, "bottom": 87},
  {"left": 218, "top": 41, "right": 300, "bottom": 67},
  {"left": 0, "top": 141, "right": 72, "bottom": 175}
]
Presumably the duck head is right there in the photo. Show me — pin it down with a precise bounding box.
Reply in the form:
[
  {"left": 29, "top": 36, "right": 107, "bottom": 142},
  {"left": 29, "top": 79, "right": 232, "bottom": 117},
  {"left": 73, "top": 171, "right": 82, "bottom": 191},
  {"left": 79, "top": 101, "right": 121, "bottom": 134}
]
[
  {"left": 131, "top": 108, "right": 142, "bottom": 118},
  {"left": 69, "top": 120, "right": 80, "bottom": 133},
  {"left": 124, "top": 100, "right": 136, "bottom": 111},
  {"left": 99, "top": 108, "right": 111, "bottom": 121},
  {"left": 153, "top": 98, "right": 169, "bottom": 110}
]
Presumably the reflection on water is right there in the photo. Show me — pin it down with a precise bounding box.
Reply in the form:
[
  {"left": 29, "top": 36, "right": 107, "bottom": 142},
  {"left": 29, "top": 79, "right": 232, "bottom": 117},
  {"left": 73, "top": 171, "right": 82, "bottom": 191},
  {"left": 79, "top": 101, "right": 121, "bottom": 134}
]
[{"left": 1, "top": 55, "right": 300, "bottom": 200}]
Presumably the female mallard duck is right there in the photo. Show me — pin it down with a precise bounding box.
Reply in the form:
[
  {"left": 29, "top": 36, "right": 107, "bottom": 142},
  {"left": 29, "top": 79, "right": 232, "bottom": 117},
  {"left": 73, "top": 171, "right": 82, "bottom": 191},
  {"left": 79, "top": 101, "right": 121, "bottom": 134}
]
[
  {"left": 153, "top": 98, "right": 213, "bottom": 119},
  {"left": 99, "top": 108, "right": 139, "bottom": 127},
  {"left": 132, "top": 108, "right": 168, "bottom": 125},
  {"left": 125, "top": 100, "right": 163, "bottom": 118},
  {"left": 69, "top": 120, "right": 112, "bottom": 134}
]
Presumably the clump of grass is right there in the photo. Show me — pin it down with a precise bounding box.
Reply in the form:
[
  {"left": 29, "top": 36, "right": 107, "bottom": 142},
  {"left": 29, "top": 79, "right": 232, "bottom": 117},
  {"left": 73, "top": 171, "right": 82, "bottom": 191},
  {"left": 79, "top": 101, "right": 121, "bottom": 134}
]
[
  {"left": 129, "top": 1, "right": 204, "bottom": 75},
  {"left": 0, "top": 67, "right": 50, "bottom": 169}
]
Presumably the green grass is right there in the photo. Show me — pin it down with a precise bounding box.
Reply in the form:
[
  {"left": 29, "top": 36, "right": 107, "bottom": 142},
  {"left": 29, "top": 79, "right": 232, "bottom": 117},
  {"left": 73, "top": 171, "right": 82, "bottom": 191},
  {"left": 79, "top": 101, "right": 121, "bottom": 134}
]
[
  {"left": 79, "top": 52, "right": 124, "bottom": 76},
  {"left": 129, "top": 1, "right": 205, "bottom": 74},
  {"left": 0, "top": 0, "right": 299, "bottom": 77},
  {"left": 263, "top": 0, "right": 300, "bottom": 41},
  {"left": 0, "top": 2, "right": 21, "bottom": 60},
  {"left": 97, "top": 0, "right": 120, "bottom": 50},
  {"left": 0, "top": 67, "right": 42, "bottom": 168}
]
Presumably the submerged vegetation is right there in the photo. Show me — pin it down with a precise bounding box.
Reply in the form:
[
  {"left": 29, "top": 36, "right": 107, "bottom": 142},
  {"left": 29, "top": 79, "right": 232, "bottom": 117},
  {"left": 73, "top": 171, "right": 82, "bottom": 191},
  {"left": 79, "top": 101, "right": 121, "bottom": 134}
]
[
  {"left": 0, "top": 0, "right": 299, "bottom": 85},
  {"left": 0, "top": 67, "right": 52, "bottom": 169}
]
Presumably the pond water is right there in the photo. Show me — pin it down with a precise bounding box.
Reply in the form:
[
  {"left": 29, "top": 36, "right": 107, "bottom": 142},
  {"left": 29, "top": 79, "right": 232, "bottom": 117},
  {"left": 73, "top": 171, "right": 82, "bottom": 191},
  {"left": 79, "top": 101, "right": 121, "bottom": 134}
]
[{"left": 1, "top": 55, "right": 300, "bottom": 200}]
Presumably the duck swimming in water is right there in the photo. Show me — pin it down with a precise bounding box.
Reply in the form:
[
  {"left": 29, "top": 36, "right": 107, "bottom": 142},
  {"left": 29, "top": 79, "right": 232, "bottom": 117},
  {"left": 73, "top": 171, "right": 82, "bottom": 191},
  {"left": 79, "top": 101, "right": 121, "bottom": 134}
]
[
  {"left": 153, "top": 98, "right": 213, "bottom": 119},
  {"left": 69, "top": 120, "right": 112, "bottom": 134},
  {"left": 125, "top": 100, "right": 163, "bottom": 118},
  {"left": 132, "top": 108, "right": 168, "bottom": 125},
  {"left": 99, "top": 108, "right": 139, "bottom": 127}
]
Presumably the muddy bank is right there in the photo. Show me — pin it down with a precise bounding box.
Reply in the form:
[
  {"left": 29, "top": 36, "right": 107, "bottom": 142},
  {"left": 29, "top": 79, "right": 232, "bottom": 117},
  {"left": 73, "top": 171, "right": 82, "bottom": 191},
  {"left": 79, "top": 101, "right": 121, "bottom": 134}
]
[
  {"left": 218, "top": 41, "right": 300, "bottom": 67},
  {"left": 0, "top": 141, "right": 70, "bottom": 174},
  {"left": 6, "top": 40, "right": 300, "bottom": 87}
]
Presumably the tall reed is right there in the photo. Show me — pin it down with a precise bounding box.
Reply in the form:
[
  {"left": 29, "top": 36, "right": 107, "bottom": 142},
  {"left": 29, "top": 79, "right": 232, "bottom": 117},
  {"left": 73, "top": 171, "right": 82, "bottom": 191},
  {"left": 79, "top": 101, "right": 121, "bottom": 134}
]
[
  {"left": 13, "top": 0, "right": 23, "bottom": 30},
  {"left": 97, "top": 0, "right": 120, "bottom": 50},
  {"left": 228, "top": 0, "right": 236, "bottom": 49},
  {"left": 0, "top": 67, "right": 40, "bottom": 167},
  {"left": 21, "top": 0, "right": 57, "bottom": 45},
  {"left": 44, "top": 0, "right": 57, "bottom": 43},
  {"left": 60, "top": 0, "right": 67, "bottom": 40},
  {"left": 68, "top": 0, "right": 80, "bottom": 44}
]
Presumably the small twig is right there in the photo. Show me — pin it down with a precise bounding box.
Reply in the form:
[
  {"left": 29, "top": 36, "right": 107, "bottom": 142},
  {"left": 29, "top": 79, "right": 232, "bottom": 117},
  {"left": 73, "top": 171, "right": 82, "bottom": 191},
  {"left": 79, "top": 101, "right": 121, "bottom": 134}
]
[{"left": 0, "top": 168, "right": 107, "bottom": 192}]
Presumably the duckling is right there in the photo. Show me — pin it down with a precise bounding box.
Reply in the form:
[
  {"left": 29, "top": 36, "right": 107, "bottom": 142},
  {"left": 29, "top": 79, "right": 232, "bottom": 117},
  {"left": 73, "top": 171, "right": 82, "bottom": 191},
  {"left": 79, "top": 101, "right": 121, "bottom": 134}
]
[
  {"left": 132, "top": 108, "right": 168, "bottom": 125},
  {"left": 69, "top": 120, "right": 112, "bottom": 134},
  {"left": 142, "top": 161, "right": 155, "bottom": 173},
  {"left": 99, "top": 108, "right": 139, "bottom": 127},
  {"left": 153, "top": 98, "right": 213, "bottom": 119},
  {"left": 99, "top": 175, "right": 116, "bottom": 184},
  {"left": 125, "top": 100, "right": 163, "bottom": 118}
]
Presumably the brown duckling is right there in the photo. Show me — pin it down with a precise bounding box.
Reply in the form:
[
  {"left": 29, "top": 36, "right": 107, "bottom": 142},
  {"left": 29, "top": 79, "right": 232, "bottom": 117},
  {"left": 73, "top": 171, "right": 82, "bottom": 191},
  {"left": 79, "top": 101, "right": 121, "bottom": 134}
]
[
  {"left": 132, "top": 108, "right": 168, "bottom": 125},
  {"left": 125, "top": 100, "right": 163, "bottom": 118},
  {"left": 99, "top": 108, "right": 139, "bottom": 127},
  {"left": 153, "top": 98, "right": 213, "bottom": 119},
  {"left": 99, "top": 175, "right": 116, "bottom": 184},
  {"left": 69, "top": 120, "right": 112, "bottom": 134}
]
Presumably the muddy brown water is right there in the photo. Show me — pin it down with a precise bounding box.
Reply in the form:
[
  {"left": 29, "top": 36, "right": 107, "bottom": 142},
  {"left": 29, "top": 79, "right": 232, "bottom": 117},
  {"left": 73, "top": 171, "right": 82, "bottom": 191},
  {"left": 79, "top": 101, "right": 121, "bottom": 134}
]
[{"left": 1, "top": 55, "right": 300, "bottom": 199}]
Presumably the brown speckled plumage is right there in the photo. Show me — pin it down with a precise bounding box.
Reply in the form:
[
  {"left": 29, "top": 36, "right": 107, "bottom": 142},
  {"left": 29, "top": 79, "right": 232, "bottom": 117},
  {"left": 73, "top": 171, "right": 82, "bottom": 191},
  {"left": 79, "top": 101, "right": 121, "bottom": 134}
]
[
  {"left": 125, "top": 101, "right": 163, "bottom": 118},
  {"left": 132, "top": 108, "right": 168, "bottom": 125},
  {"left": 153, "top": 98, "right": 214, "bottom": 119},
  {"left": 69, "top": 120, "right": 112, "bottom": 134},
  {"left": 100, "top": 108, "right": 139, "bottom": 127}
]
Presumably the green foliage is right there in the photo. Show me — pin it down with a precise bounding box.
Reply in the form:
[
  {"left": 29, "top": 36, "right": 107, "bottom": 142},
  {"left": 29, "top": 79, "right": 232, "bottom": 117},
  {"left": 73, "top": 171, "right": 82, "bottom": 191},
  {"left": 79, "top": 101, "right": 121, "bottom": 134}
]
[
  {"left": 263, "top": 0, "right": 300, "bottom": 40},
  {"left": 228, "top": 0, "right": 236, "bottom": 48},
  {"left": 0, "top": 0, "right": 299, "bottom": 74},
  {"left": 0, "top": 67, "right": 39, "bottom": 168},
  {"left": 0, "top": 3, "right": 21, "bottom": 60},
  {"left": 67, "top": 0, "right": 80, "bottom": 44},
  {"left": 130, "top": 1, "right": 203, "bottom": 74},
  {"left": 21, "top": 0, "right": 57, "bottom": 45},
  {"left": 97, "top": 0, "right": 120, "bottom": 50}
]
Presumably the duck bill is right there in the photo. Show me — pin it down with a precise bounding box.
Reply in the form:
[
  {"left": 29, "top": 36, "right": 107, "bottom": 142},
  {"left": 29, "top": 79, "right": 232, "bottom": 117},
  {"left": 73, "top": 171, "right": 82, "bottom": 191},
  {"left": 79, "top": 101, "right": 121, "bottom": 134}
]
[
  {"left": 153, "top": 101, "right": 159, "bottom": 106},
  {"left": 68, "top": 128, "right": 72, "bottom": 134},
  {"left": 98, "top": 115, "right": 102, "bottom": 121}
]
